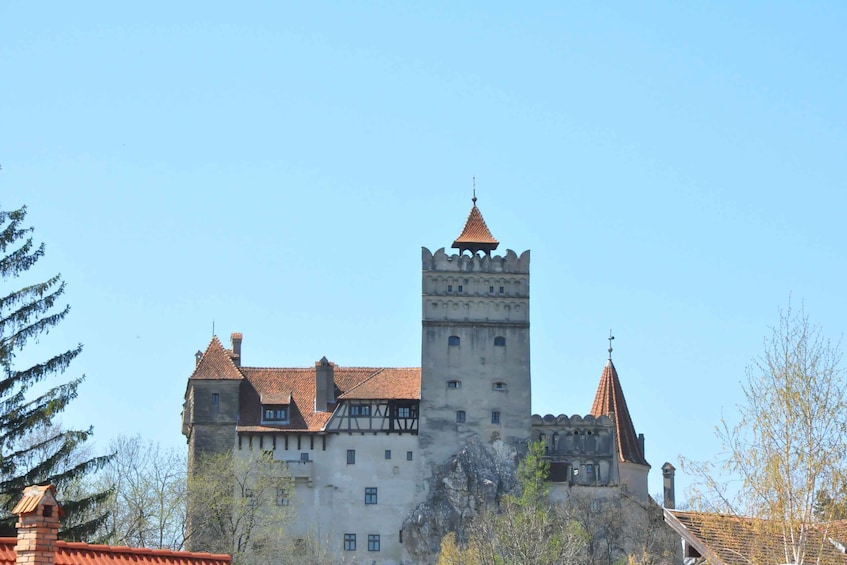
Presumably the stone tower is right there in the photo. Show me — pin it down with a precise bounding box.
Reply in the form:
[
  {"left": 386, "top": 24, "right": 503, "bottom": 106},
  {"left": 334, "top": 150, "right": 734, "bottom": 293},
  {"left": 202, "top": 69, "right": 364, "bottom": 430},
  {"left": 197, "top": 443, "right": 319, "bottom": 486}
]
[{"left": 418, "top": 197, "right": 531, "bottom": 490}]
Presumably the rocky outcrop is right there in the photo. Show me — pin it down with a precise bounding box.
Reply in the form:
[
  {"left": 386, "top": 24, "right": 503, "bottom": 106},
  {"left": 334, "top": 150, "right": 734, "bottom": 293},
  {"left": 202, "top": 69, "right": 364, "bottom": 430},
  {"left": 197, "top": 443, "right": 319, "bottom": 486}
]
[{"left": 402, "top": 438, "right": 520, "bottom": 562}]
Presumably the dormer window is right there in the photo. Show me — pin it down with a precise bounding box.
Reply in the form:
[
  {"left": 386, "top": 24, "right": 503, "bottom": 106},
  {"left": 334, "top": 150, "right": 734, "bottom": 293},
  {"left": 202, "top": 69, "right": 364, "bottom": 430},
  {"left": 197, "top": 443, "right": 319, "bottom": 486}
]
[{"left": 262, "top": 405, "right": 289, "bottom": 424}]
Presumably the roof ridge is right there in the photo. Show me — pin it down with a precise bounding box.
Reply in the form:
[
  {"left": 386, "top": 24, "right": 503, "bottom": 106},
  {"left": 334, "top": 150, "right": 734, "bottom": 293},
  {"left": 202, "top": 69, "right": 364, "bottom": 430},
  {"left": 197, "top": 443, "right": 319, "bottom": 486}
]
[{"left": 338, "top": 368, "right": 386, "bottom": 396}]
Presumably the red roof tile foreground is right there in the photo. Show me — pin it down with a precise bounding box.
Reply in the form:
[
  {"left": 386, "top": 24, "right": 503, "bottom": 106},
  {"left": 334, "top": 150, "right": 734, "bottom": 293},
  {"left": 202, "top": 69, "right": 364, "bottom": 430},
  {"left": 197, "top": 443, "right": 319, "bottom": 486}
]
[
  {"left": 452, "top": 200, "right": 499, "bottom": 254},
  {"left": 237, "top": 366, "right": 421, "bottom": 433},
  {"left": 0, "top": 539, "right": 231, "bottom": 565},
  {"left": 664, "top": 510, "right": 847, "bottom": 565},
  {"left": 589, "top": 359, "right": 648, "bottom": 466}
]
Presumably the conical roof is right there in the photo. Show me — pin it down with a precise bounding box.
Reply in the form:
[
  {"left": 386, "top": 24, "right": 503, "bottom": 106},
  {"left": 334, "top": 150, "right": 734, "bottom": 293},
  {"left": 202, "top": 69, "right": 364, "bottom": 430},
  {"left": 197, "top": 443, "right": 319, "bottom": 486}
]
[
  {"left": 452, "top": 196, "right": 499, "bottom": 255},
  {"left": 590, "top": 359, "right": 648, "bottom": 466}
]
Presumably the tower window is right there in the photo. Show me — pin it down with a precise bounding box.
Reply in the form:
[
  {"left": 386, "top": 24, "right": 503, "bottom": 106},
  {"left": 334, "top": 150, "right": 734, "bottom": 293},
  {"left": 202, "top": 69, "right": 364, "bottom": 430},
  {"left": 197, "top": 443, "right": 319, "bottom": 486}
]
[
  {"left": 447, "top": 380, "right": 461, "bottom": 389},
  {"left": 457, "top": 285, "right": 463, "bottom": 293},
  {"left": 448, "top": 336, "right": 460, "bottom": 346},
  {"left": 447, "top": 284, "right": 453, "bottom": 292},
  {"left": 407, "top": 451, "right": 413, "bottom": 461},
  {"left": 494, "top": 336, "right": 506, "bottom": 346},
  {"left": 499, "top": 286, "right": 505, "bottom": 294},
  {"left": 385, "top": 450, "right": 391, "bottom": 460},
  {"left": 489, "top": 286, "right": 494, "bottom": 293},
  {"left": 492, "top": 382, "right": 508, "bottom": 392},
  {"left": 211, "top": 393, "right": 219, "bottom": 405},
  {"left": 491, "top": 411, "right": 500, "bottom": 424},
  {"left": 347, "top": 449, "right": 356, "bottom": 464},
  {"left": 456, "top": 410, "right": 466, "bottom": 423}
]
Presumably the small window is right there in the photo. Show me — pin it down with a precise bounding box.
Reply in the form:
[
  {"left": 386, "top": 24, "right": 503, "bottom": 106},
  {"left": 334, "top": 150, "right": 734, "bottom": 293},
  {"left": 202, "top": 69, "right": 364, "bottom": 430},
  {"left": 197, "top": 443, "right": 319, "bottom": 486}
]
[
  {"left": 586, "top": 463, "right": 594, "bottom": 477},
  {"left": 276, "top": 487, "right": 289, "bottom": 506},
  {"left": 397, "top": 406, "right": 411, "bottom": 418},
  {"left": 399, "top": 530, "right": 403, "bottom": 543},
  {"left": 365, "top": 487, "right": 378, "bottom": 504},
  {"left": 456, "top": 410, "right": 466, "bottom": 423},
  {"left": 300, "top": 452, "right": 310, "bottom": 462},
  {"left": 499, "top": 286, "right": 504, "bottom": 294},
  {"left": 457, "top": 285, "right": 463, "bottom": 293},
  {"left": 494, "top": 336, "right": 506, "bottom": 347},
  {"left": 489, "top": 286, "right": 494, "bottom": 293},
  {"left": 212, "top": 393, "right": 219, "bottom": 405},
  {"left": 491, "top": 411, "right": 500, "bottom": 425},
  {"left": 262, "top": 405, "right": 288, "bottom": 423},
  {"left": 406, "top": 451, "right": 413, "bottom": 461},
  {"left": 344, "top": 534, "right": 356, "bottom": 551},
  {"left": 448, "top": 335, "right": 460, "bottom": 346},
  {"left": 347, "top": 449, "right": 356, "bottom": 465},
  {"left": 385, "top": 450, "right": 391, "bottom": 460},
  {"left": 492, "top": 382, "right": 508, "bottom": 392},
  {"left": 350, "top": 405, "right": 371, "bottom": 416},
  {"left": 447, "top": 380, "right": 461, "bottom": 389},
  {"left": 368, "top": 534, "right": 381, "bottom": 552},
  {"left": 447, "top": 284, "right": 453, "bottom": 292}
]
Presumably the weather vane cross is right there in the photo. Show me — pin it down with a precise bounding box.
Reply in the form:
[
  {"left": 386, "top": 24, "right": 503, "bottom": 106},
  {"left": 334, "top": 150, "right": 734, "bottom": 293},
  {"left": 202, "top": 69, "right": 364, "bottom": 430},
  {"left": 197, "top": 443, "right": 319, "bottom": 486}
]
[{"left": 608, "top": 329, "right": 615, "bottom": 360}]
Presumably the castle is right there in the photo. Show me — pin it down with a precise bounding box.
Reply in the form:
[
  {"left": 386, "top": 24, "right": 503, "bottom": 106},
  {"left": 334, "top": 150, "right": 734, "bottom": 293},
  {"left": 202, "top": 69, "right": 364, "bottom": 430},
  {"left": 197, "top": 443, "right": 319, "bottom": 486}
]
[{"left": 181, "top": 198, "right": 652, "bottom": 563}]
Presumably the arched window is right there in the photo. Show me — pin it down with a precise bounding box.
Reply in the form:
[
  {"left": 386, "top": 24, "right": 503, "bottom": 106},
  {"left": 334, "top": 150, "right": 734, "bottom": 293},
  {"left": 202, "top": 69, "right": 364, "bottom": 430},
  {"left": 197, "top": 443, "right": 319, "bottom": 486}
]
[
  {"left": 448, "top": 336, "right": 460, "bottom": 346},
  {"left": 494, "top": 336, "right": 506, "bottom": 347}
]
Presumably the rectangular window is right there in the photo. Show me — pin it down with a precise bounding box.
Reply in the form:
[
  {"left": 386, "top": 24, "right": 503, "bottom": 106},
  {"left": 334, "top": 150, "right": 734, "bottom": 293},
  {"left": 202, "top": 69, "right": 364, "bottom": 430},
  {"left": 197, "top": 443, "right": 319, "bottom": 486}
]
[
  {"left": 344, "top": 534, "right": 356, "bottom": 551},
  {"left": 347, "top": 449, "right": 356, "bottom": 464},
  {"left": 499, "top": 286, "right": 504, "bottom": 293},
  {"left": 489, "top": 286, "right": 494, "bottom": 293},
  {"left": 397, "top": 406, "right": 411, "bottom": 418},
  {"left": 276, "top": 487, "right": 289, "bottom": 506},
  {"left": 262, "top": 406, "right": 288, "bottom": 423},
  {"left": 447, "top": 380, "right": 460, "bottom": 389},
  {"left": 586, "top": 463, "right": 594, "bottom": 478},
  {"left": 385, "top": 450, "right": 391, "bottom": 460},
  {"left": 491, "top": 411, "right": 500, "bottom": 425},
  {"left": 406, "top": 451, "right": 413, "bottom": 461},
  {"left": 368, "top": 534, "right": 381, "bottom": 551},
  {"left": 456, "top": 410, "right": 466, "bottom": 423},
  {"left": 211, "top": 393, "right": 219, "bottom": 405},
  {"left": 447, "top": 284, "right": 453, "bottom": 292},
  {"left": 350, "top": 405, "right": 371, "bottom": 417},
  {"left": 300, "top": 452, "right": 310, "bottom": 462},
  {"left": 365, "top": 487, "right": 378, "bottom": 505},
  {"left": 457, "top": 285, "right": 463, "bottom": 293}
]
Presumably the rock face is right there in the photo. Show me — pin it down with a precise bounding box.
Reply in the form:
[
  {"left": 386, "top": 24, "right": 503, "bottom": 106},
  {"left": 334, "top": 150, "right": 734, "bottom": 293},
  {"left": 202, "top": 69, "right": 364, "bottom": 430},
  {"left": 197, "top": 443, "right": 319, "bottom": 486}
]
[{"left": 402, "top": 438, "right": 519, "bottom": 562}]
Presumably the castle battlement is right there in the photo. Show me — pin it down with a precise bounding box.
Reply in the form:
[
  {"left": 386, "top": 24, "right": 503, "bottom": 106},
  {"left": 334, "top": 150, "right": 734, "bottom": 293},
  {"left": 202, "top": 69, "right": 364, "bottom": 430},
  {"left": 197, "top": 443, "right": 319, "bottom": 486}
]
[{"left": 422, "top": 247, "right": 530, "bottom": 274}]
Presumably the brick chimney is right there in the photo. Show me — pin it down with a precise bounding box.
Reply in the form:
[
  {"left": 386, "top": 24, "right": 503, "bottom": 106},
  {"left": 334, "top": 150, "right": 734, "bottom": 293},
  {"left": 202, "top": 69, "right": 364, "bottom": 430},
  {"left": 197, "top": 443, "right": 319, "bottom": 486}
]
[
  {"left": 314, "top": 356, "right": 335, "bottom": 412},
  {"left": 230, "top": 333, "right": 243, "bottom": 367},
  {"left": 13, "top": 484, "right": 63, "bottom": 565}
]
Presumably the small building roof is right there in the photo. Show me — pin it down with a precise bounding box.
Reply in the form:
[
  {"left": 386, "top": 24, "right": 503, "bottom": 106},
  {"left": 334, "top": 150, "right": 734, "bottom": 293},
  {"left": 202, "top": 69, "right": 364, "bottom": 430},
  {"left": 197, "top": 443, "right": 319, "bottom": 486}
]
[
  {"left": 0, "top": 539, "right": 231, "bottom": 565},
  {"left": 589, "top": 359, "right": 648, "bottom": 466},
  {"left": 664, "top": 509, "right": 847, "bottom": 565},
  {"left": 452, "top": 197, "right": 499, "bottom": 255}
]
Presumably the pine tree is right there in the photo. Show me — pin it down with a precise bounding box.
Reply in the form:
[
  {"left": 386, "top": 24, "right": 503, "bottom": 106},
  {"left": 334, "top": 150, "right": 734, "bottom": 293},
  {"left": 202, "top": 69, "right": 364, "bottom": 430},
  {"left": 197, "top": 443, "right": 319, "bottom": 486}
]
[{"left": 0, "top": 204, "right": 110, "bottom": 540}]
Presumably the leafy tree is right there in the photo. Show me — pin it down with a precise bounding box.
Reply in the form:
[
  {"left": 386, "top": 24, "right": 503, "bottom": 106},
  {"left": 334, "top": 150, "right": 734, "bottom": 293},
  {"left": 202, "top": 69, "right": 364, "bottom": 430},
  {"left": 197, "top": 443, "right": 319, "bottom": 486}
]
[
  {"left": 187, "top": 450, "right": 294, "bottom": 565},
  {"left": 0, "top": 205, "right": 110, "bottom": 539},
  {"left": 683, "top": 302, "right": 847, "bottom": 564}
]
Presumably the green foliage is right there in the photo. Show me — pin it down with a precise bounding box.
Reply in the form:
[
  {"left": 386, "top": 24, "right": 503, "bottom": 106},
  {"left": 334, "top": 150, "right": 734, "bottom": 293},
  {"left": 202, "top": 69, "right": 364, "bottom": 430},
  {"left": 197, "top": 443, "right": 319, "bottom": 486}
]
[{"left": 0, "top": 205, "right": 110, "bottom": 540}]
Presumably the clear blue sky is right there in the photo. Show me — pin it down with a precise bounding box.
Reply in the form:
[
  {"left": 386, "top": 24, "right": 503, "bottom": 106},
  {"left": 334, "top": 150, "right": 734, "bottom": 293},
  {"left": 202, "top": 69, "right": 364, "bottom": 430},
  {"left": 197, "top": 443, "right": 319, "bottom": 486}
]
[{"left": 2, "top": 2, "right": 846, "bottom": 501}]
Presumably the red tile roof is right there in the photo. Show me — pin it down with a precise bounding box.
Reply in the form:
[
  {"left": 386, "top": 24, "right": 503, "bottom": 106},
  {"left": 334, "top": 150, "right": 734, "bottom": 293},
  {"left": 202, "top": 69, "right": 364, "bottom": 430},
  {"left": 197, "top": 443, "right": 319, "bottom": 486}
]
[
  {"left": 0, "top": 539, "right": 231, "bottom": 565},
  {"left": 452, "top": 199, "right": 499, "bottom": 254},
  {"left": 589, "top": 359, "right": 648, "bottom": 466},
  {"left": 189, "top": 337, "right": 243, "bottom": 381},
  {"left": 237, "top": 366, "right": 421, "bottom": 433},
  {"left": 12, "top": 485, "right": 62, "bottom": 516},
  {"left": 664, "top": 510, "right": 847, "bottom": 565}
]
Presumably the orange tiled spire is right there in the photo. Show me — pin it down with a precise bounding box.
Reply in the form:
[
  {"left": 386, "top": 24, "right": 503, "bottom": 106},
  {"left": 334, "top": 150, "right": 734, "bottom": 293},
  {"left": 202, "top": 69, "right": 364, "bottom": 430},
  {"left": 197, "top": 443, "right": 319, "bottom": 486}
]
[
  {"left": 590, "top": 355, "right": 648, "bottom": 466},
  {"left": 452, "top": 192, "right": 499, "bottom": 255}
]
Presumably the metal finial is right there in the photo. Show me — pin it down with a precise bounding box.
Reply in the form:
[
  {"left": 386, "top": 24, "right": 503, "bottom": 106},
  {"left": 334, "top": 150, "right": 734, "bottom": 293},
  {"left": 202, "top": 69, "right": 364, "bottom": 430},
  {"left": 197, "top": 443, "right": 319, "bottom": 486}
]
[
  {"left": 608, "top": 329, "right": 615, "bottom": 360},
  {"left": 472, "top": 177, "right": 477, "bottom": 205}
]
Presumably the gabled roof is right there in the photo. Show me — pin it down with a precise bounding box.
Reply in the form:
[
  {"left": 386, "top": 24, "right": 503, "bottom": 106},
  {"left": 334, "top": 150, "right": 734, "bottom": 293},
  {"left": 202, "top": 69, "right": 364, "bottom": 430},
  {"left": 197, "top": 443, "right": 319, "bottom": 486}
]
[
  {"left": 664, "top": 509, "right": 847, "bottom": 565},
  {"left": 236, "top": 366, "right": 421, "bottom": 433},
  {"left": 189, "top": 337, "right": 243, "bottom": 381},
  {"left": 12, "top": 484, "right": 62, "bottom": 516},
  {"left": 452, "top": 197, "right": 499, "bottom": 255},
  {"left": 589, "top": 359, "right": 648, "bottom": 466},
  {"left": 0, "top": 538, "right": 231, "bottom": 565}
]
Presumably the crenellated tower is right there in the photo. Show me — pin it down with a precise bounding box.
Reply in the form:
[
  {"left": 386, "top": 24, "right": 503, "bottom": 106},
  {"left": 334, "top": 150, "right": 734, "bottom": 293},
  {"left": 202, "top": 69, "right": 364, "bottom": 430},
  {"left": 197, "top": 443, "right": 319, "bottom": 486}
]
[{"left": 418, "top": 196, "right": 531, "bottom": 486}]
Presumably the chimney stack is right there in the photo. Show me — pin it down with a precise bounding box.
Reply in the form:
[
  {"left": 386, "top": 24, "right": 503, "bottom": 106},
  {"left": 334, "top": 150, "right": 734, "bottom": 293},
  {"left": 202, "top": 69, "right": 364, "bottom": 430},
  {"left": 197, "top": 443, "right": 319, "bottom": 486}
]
[
  {"left": 13, "top": 485, "right": 63, "bottom": 565},
  {"left": 231, "top": 333, "right": 243, "bottom": 367},
  {"left": 315, "top": 357, "right": 335, "bottom": 412},
  {"left": 662, "top": 462, "right": 676, "bottom": 509}
]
